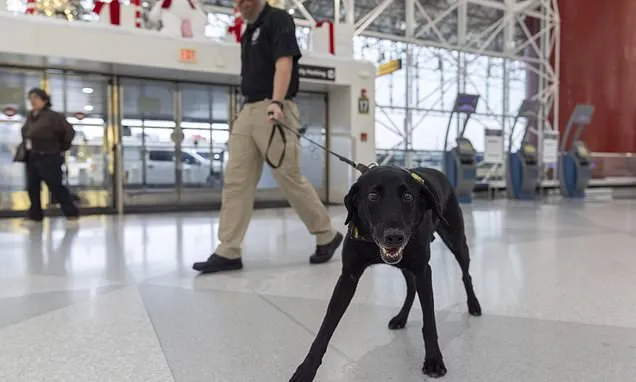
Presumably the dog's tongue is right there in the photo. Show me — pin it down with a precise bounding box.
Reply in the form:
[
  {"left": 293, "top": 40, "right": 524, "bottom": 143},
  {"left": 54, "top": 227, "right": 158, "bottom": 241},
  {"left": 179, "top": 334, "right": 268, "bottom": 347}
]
[{"left": 386, "top": 248, "right": 399, "bottom": 255}]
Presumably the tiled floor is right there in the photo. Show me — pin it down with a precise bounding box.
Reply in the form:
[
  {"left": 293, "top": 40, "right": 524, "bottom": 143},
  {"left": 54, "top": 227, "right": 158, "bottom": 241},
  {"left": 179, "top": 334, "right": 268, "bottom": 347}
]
[{"left": 1, "top": 199, "right": 636, "bottom": 381}]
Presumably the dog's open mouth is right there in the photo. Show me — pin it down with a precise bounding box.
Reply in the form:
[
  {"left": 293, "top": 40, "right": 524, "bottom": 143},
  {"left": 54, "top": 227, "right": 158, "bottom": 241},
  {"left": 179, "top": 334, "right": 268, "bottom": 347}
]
[{"left": 379, "top": 246, "right": 404, "bottom": 265}]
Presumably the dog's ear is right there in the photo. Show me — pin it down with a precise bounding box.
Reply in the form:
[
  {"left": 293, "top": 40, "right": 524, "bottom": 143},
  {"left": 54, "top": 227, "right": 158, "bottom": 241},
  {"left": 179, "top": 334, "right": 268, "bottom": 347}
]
[
  {"left": 344, "top": 182, "right": 359, "bottom": 225},
  {"left": 419, "top": 181, "right": 446, "bottom": 224}
]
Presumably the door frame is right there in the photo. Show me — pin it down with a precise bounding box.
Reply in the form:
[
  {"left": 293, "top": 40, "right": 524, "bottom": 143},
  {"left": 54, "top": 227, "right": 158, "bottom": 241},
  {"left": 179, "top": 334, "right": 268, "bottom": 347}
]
[{"left": 0, "top": 67, "right": 118, "bottom": 218}]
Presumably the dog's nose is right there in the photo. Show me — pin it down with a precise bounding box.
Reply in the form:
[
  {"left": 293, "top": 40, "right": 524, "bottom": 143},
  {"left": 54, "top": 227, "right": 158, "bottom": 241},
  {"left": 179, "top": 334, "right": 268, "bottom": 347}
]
[{"left": 383, "top": 229, "right": 405, "bottom": 246}]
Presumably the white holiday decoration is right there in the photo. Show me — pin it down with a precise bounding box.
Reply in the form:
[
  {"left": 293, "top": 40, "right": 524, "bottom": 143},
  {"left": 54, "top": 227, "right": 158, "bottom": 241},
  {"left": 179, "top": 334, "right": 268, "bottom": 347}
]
[{"left": 148, "top": 0, "right": 207, "bottom": 39}]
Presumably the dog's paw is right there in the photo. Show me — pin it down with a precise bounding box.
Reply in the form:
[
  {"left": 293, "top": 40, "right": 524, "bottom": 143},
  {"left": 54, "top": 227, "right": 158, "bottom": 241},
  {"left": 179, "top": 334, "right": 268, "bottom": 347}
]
[
  {"left": 290, "top": 363, "right": 317, "bottom": 382},
  {"left": 422, "top": 357, "right": 447, "bottom": 378},
  {"left": 388, "top": 315, "right": 407, "bottom": 330},
  {"left": 468, "top": 298, "right": 482, "bottom": 316}
]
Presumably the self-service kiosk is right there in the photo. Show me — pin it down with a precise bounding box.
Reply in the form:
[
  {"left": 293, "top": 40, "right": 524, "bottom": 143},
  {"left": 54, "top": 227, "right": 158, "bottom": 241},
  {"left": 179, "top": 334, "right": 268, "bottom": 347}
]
[
  {"left": 559, "top": 104, "right": 594, "bottom": 198},
  {"left": 443, "top": 93, "right": 480, "bottom": 203},
  {"left": 506, "top": 99, "right": 541, "bottom": 200}
]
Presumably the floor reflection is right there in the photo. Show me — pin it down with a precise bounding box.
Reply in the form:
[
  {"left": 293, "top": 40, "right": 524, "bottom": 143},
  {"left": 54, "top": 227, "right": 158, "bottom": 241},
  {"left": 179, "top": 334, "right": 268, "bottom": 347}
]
[{"left": 1, "top": 199, "right": 636, "bottom": 381}]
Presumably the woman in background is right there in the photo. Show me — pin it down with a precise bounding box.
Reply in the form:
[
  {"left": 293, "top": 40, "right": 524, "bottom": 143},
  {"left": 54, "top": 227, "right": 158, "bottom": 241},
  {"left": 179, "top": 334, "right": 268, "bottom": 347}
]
[{"left": 21, "top": 88, "right": 79, "bottom": 226}]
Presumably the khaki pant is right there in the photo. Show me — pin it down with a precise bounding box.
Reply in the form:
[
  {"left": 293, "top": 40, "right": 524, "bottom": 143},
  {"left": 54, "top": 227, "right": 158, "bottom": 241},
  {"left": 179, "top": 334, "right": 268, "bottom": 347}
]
[{"left": 215, "top": 100, "right": 336, "bottom": 259}]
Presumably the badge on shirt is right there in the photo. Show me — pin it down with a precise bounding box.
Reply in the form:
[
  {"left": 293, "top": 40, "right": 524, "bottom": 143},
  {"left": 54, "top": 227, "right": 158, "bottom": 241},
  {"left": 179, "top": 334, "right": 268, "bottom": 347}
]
[
  {"left": 25, "top": 139, "right": 32, "bottom": 150},
  {"left": 251, "top": 27, "right": 260, "bottom": 45}
]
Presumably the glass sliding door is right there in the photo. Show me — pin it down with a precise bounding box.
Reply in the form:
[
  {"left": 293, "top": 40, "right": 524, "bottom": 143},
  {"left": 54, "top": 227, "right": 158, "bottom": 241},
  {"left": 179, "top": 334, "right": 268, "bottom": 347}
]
[
  {"left": 295, "top": 91, "right": 328, "bottom": 201},
  {"left": 177, "top": 83, "right": 229, "bottom": 204},
  {"left": 116, "top": 79, "right": 330, "bottom": 210},
  {"left": 47, "top": 70, "right": 114, "bottom": 211},
  {"left": 255, "top": 91, "right": 328, "bottom": 201},
  {"left": 120, "top": 78, "right": 179, "bottom": 206},
  {"left": 0, "top": 69, "right": 115, "bottom": 216},
  {"left": 0, "top": 68, "right": 42, "bottom": 214}
]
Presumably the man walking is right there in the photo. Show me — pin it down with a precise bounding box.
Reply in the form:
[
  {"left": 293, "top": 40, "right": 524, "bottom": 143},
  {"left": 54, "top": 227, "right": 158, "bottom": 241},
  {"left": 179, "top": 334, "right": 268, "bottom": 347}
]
[{"left": 193, "top": 0, "right": 343, "bottom": 273}]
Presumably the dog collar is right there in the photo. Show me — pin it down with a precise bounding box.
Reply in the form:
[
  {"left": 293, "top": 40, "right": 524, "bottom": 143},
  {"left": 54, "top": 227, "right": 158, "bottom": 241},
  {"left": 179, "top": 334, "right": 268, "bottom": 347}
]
[
  {"left": 406, "top": 169, "right": 425, "bottom": 185},
  {"left": 347, "top": 223, "right": 374, "bottom": 242}
]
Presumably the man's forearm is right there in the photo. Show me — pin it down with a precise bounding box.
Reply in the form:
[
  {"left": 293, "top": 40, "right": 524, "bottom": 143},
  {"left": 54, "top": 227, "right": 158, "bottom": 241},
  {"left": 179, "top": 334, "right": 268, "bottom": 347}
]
[{"left": 272, "top": 57, "right": 293, "bottom": 101}]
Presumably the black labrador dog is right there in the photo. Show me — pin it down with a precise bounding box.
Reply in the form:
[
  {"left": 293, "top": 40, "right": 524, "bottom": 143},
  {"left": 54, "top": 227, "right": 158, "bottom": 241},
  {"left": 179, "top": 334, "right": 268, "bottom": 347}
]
[{"left": 290, "top": 165, "right": 482, "bottom": 381}]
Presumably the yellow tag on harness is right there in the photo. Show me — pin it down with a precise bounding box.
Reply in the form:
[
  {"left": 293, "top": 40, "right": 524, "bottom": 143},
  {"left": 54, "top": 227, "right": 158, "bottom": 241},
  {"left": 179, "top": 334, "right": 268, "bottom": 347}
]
[{"left": 409, "top": 171, "right": 425, "bottom": 185}]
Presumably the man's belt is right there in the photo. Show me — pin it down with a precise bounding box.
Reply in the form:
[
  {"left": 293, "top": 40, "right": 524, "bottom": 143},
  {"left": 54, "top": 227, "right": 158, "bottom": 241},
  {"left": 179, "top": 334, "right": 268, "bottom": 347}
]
[{"left": 244, "top": 96, "right": 294, "bottom": 103}]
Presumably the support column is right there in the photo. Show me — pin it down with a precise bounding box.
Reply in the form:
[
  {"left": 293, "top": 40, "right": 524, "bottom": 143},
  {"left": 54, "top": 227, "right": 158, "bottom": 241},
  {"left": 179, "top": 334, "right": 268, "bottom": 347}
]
[
  {"left": 344, "top": 0, "right": 354, "bottom": 24},
  {"left": 404, "top": 0, "right": 415, "bottom": 168},
  {"left": 503, "top": 0, "right": 514, "bottom": 148}
]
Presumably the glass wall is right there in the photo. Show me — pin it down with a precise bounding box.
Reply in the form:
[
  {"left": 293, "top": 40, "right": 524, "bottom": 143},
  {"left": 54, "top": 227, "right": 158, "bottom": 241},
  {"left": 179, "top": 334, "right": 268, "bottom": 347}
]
[
  {"left": 1, "top": 64, "right": 329, "bottom": 213},
  {"left": 180, "top": 83, "right": 230, "bottom": 190},
  {"left": 354, "top": 35, "right": 528, "bottom": 185},
  {"left": 0, "top": 68, "right": 114, "bottom": 213},
  {"left": 356, "top": 38, "right": 528, "bottom": 153},
  {"left": 118, "top": 78, "right": 332, "bottom": 207},
  {"left": 0, "top": 68, "right": 42, "bottom": 211},
  {"left": 120, "top": 78, "right": 179, "bottom": 204},
  {"left": 48, "top": 71, "right": 112, "bottom": 194}
]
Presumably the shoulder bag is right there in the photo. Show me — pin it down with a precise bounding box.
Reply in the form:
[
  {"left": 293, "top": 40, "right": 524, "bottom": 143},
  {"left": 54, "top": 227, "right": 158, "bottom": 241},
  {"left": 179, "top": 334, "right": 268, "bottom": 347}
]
[{"left": 13, "top": 142, "right": 27, "bottom": 163}]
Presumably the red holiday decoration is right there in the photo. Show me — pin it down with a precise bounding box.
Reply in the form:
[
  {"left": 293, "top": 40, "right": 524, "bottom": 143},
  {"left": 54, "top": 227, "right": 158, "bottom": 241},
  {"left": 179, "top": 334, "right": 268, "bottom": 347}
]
[
  {"left": 93, "top": 0, "right": 142, "bottom": 28},
  {"left": 315, "top": 20, "right": 335, "bottom": 55},
  {"left": 227, "top": 6, "right": 244, "bottom": 43},
  {"left": 160, "top": 0, "right": 196, "bottom": 9},
  {"left": 25, "top": 0, "right": 36, "bottom": 14}
]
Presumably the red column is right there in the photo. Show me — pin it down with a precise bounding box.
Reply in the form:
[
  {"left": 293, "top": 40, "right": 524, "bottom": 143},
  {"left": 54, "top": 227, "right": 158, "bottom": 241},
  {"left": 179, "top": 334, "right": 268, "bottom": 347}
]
[{"left": 559, "top": 0, "right": 636, "bottom": 153}]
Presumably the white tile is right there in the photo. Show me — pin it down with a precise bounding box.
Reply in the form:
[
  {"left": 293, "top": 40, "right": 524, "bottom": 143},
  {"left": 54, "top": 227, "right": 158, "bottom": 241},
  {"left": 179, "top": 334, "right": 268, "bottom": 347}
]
[
  {"left": 0, "top": 287, "right": 174, "bottom": 382},
  {"left": 1, "top": 199, "right": 636, "bottom": 381}
]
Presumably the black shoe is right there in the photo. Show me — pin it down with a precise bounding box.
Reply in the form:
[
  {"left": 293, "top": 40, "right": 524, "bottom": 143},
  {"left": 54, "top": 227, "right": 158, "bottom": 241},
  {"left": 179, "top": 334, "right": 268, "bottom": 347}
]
[
  {"left": 192, "top": 254, "right": 243, "bottom": 274},
  {"left": 309, "top": 232, "right": 343, "bottom": 264}
]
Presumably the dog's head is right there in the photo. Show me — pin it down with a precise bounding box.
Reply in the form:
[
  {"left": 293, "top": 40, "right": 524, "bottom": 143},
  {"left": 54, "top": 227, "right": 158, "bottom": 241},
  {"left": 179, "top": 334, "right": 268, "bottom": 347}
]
[{"left": 344, "top": 166, "right": 442, "bottom": 265}]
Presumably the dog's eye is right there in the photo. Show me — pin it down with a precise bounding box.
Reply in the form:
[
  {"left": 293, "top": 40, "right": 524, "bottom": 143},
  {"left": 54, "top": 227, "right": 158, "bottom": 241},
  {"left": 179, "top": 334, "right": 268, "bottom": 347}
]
[
  {"left": 402, "top": 193, "right": 414, "bottom": 202},
  {"left": 368, "top": 192, "right": 379, "bottom": 202}
]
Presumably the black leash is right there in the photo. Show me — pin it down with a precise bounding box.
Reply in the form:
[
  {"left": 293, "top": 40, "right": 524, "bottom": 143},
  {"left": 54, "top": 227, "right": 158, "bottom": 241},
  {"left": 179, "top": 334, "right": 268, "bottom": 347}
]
[
  {"left": 265, "top": 122, "right": 287, "bottom": 169},
  {"left": 266, "top": 111, "right": 370, "bottom": 174}
]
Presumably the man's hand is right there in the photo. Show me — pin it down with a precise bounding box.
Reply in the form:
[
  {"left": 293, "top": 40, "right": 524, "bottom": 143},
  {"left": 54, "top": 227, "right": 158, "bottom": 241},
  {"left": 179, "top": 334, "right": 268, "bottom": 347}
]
[{"left": 267, "top": 102, "right": 283, "bottom": 123}]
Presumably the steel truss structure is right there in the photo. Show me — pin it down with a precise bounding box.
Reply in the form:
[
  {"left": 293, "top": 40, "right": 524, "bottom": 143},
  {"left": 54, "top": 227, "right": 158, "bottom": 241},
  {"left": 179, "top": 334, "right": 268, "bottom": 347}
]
[{"left": 201, "top": 0, "right": 560, "bottom": 167}]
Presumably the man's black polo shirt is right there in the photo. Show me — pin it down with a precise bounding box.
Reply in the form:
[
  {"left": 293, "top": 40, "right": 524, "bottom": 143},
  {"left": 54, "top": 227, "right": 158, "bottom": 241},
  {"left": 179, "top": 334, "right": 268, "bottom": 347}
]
[{"left": 240, "top": 3, "right": 302, "bottom": 102}]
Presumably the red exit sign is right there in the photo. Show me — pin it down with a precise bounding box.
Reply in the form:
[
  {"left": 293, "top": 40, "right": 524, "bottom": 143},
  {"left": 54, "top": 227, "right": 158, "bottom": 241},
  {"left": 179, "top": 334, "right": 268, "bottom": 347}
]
[{"left": 179, "top": 48, "right": 197, "bottom": 63}]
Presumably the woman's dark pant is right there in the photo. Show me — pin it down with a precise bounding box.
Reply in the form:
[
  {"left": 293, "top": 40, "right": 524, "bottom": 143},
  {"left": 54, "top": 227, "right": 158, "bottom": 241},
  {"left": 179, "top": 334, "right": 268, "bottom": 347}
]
[{"left": 26, "top": 152, "right": 79, "bottom": 221}]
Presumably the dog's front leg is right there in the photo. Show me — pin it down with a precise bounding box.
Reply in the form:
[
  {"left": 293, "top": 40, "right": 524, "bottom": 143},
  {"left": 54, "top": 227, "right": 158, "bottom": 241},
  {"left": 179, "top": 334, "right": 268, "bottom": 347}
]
[
  {"left": 415, "top": 264, "right": 447, "bottom": 378},
  {"left": 290, "top": 270, "right": 363, "bottom": 382}
]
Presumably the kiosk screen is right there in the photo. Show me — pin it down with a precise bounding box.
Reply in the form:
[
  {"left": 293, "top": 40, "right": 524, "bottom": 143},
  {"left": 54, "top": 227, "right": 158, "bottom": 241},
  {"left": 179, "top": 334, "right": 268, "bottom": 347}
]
[
  {"left": 522, "top": 143, "right": 538, "bottom": 164},
  {"left": 458, "top": 140, "right": 473, "bottom": 153},
  {"left": 576, "top": 145, "right": 589, "bottom": 158}
]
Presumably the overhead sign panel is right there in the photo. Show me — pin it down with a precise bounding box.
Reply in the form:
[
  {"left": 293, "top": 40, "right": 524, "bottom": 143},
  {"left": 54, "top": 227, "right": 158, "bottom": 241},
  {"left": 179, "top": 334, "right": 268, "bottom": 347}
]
[
  {"left": 376, "top": 59, "right": 402, "bottom": 77},
  {"left": 298, "top": 64, "right": 336, "bottom": 81}
]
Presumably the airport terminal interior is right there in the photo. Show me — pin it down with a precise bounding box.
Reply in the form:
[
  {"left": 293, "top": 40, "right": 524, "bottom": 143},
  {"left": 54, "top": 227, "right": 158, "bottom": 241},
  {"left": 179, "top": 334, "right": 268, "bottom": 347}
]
[{"left": 2, "top": 0, "right": 636, "bottom": 381}]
